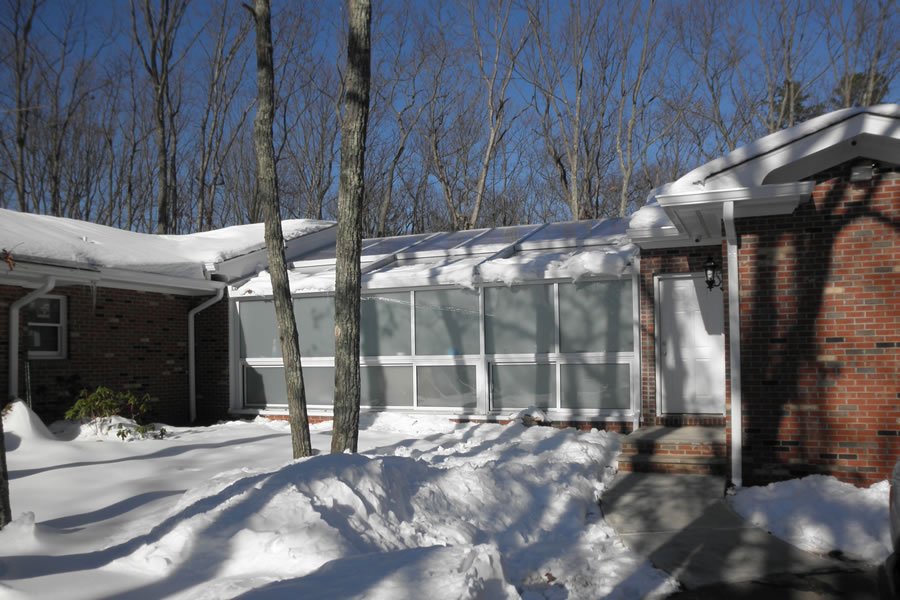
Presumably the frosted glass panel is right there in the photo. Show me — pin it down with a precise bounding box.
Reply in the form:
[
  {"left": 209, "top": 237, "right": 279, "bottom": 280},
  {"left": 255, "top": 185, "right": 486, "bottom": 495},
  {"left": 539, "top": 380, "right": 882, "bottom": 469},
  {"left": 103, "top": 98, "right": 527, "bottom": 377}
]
[
  {"left": 244, "top": 366, "right": 334, "bottom": 407},
  {"left": 484, "top": 285, "right": 554, "bottom": 354},
  {"left": 293, "top": 296, "right": 335, "bottom": 357},
  {"left": 239, "top": 301, "right": 280, "bottom": 358},
  {"left": 361, "top": 366, "right": 413, "bottom": 407},
  {"left": 560, "top": 364, "right": 630, "bottom": 409},
  {"left": 416, "top": 365, "right": 477, "bottom": 408},
  {"left": 559, "top": 280, "right": 633, "bottom": 352},
  {"left": 491, "top": 364, "right": 554, "bottom": 410},
  {"left": 414, "top": 289, "right": 480, "bottom": 356},
  {"left": 361, "top": 293, "right": 411, "bottom": 356}
]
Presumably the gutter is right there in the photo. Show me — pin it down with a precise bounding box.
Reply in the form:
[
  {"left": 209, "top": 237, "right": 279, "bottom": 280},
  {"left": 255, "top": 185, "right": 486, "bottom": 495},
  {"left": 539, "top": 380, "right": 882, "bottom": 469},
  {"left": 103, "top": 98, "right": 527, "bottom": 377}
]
[
  {"left": 8, "top": 277, "right": 56, "bottom": 401},
  {"left": 722, "top": 202, "right": 742, "bottom": 488},
  {"left": 188, "top": 286, "right": 225, "bottom": 423}
]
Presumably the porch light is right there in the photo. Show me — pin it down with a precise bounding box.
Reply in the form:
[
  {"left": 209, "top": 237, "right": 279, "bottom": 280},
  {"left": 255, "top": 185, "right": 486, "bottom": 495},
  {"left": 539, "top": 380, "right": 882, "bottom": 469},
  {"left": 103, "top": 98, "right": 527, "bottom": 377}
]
[{"left": 704, "top": 257, "right": 722, "bottom": 290}]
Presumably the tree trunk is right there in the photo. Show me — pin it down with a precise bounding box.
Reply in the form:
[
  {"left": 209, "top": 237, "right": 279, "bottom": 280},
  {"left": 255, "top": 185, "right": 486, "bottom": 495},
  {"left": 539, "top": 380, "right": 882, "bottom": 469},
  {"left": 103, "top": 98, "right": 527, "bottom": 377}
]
[
  {"left": 248, "top": 0, "right": 312, "bottom": 459},
  {"left": 0, "top": 409, "right": 11, "bottom": 529},
  {"left": 331, "top": 0, "right": 371, "bottom": 455}
]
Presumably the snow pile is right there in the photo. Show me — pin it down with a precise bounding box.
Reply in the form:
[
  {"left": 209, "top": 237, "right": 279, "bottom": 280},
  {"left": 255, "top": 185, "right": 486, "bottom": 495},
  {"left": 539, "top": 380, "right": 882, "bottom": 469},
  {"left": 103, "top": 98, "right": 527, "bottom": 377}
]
[
  {"left": 0, "top": 208, "right": 332, "bottom": 279},
  {"left": 730, "top": 475, "right": 892, "bottom": 563},
  {"left": 1, "top": 402, "right": 676, "bottom": 600},
  {"left": 234, "top": 246, "right": 636, "bottom": 296}
]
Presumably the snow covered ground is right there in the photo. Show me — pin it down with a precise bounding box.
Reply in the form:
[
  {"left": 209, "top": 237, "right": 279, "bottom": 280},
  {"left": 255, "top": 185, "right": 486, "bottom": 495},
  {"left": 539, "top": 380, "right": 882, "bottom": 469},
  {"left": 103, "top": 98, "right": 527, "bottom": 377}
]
[
  {"left": 729, "top": 474, "right": 892, "bottom": 564},
  {"left": 1, "top": 402, "right": 891, "bottom": 599},
  {"left": 1, "top": 403, "right": 676, "bottom": 600}
]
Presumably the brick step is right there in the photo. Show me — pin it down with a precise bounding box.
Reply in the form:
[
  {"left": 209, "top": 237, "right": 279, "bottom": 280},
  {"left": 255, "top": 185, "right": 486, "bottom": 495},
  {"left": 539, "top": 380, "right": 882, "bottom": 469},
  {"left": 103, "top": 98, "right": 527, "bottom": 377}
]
[
  {"left": 617, "top": 425, "right": 727, "bottom": 476},
  {"left": 617, "top": 454, "right": 728, "bottom": 476}
]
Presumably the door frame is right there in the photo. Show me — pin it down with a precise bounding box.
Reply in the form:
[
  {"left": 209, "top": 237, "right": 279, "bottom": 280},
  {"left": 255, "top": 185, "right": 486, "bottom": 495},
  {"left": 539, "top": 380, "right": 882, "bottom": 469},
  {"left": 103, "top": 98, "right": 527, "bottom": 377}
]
[{"left": 654, "top": 272, "right": 726, "bottom": 416}]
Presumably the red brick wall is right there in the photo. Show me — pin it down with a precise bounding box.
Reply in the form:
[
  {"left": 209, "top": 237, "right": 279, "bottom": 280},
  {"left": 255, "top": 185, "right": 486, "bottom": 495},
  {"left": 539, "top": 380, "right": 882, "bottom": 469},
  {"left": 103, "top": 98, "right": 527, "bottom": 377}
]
[
  {"left": 2, "top": 284, "right": 196, "bottom": 425},
  {"left": 738, "top": 165, "right": 899, "bottom": 486},
  {"left": 639, "top": 245, "right": 728, "bottom": 427},
  {"left": 194, "top": 297, "right": 231, "bottom": 424}
]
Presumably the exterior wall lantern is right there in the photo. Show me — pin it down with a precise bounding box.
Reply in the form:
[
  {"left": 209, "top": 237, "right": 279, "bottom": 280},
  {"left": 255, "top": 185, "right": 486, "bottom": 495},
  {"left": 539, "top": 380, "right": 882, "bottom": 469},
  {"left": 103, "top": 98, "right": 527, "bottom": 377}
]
[{"left": 704, "top": 256, "right": 722, "bottom": 290}]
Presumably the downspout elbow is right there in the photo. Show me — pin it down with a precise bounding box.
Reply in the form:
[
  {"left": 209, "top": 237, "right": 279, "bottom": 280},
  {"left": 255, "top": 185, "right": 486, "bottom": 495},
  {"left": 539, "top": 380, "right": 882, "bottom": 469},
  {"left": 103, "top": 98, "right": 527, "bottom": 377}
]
[
  {"left": 188, "top": 287, "right": 225, "bottom": 423},
  {"left": 9, "top": 277, "right": 57, "bottom": 402}
]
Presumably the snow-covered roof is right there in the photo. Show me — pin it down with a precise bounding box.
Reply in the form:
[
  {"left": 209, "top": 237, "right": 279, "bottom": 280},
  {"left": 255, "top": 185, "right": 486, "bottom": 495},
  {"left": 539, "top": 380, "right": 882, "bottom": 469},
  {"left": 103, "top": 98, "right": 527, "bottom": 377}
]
[
  {"left": 232, "top": 218, "right": 639, "bottom": 297},
  {"left": 0, "top": 208, "right": 333, "bottom": 293}
]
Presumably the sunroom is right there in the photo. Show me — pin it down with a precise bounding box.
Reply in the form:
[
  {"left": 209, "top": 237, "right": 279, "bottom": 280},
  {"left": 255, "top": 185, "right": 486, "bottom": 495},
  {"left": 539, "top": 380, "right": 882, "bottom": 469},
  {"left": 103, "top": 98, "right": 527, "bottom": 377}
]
[{"left": 227, "top": 218, "right": 641, "bottom": 426}]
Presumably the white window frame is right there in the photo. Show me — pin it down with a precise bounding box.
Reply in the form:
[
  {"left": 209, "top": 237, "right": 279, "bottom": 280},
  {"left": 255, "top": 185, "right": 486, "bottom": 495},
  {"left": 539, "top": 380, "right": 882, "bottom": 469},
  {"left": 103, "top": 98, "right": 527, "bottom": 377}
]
[{"left": 26, "top": 294, "right": 67, "bottom": 360}]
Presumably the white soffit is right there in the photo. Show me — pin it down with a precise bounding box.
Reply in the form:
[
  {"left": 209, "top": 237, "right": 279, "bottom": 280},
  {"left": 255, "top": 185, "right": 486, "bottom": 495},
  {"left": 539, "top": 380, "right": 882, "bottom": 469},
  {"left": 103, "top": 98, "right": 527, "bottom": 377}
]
[{"left": 652, "top": 182, "right": 815, "bottom": 245}]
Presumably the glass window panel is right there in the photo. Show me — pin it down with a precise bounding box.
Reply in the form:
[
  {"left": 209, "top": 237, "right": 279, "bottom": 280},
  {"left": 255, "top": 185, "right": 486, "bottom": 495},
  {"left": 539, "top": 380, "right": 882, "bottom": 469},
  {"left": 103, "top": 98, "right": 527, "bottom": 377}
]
[
  {"left": 484, "top": 285, "right": 554, "bottom": 354},
  {"left": 414, "top": 289, "right": 480, "bottom": 356},
  {"left": 360, "top": 293, "right": 411, "bottom": 356},
  {"left": 28, "top": 325, "right": 60, "bottom": 352},
  {"left": 518, "top": 221, "right": 594, "bottom": 248},
  {"left": 293, "top": 296, "right": 335, "bottom": 357},
  {"left": 456, "top": 224, "right": 540, "bottom": 250},
  {"left": 244, "top": 366, "right": 334, "bottom": 407},
  {"left": 239, "top": 301, "right": 280, "bottom": 358},
  {"left": 559, "top": 280, "right": 633, "bottom": 352},
  {"left": 491, "top": 364, "right": 555, "bottom": 410},
  {"left": 416, "top": 365, "right": 477, "bottom": 409},
  {"left": 26, "top": 298, "right": 60, "bottom": 323},
  {"left": 406, "top": 230, "right": 486, "bottom": 253},
  {"left": 560, "top": 364, "right": 630, "bottom": 410},
  {"left": 361, "top": 366, "right": 413, "bottom": 407},
  {"left": 362, "top": 234, "right": 430, "bottom": 256}
]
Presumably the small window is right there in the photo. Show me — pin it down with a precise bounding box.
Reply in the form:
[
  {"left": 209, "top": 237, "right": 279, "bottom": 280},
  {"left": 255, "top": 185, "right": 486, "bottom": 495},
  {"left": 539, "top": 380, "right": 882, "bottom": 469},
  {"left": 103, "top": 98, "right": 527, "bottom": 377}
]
[{"left": 25, "top": 295, "right": 67, "bottom": 359}]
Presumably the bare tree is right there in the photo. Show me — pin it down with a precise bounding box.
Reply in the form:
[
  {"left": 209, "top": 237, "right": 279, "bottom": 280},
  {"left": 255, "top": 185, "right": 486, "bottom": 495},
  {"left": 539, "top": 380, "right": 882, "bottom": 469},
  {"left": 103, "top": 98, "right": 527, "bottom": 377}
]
[
  {"left": 822, "top": 0, "right": 899, "bottom": 108},
  {"left": 195, "top": 2, "right": 253, "bottom": 231},
  {"left": 0, "top": 0, "right": 43, "bottom": 213},
  {"left": 245, "top": 0, "right": 312, "bottom": 459},
  {"left": 0, "top": 406, "right": 10, "bottom": 529},
  {"left": 331, "top": 0, "right": 372, "bottom": 455},
  {"left": 130, "top": 0, "right": 190, "bottom": 234}
]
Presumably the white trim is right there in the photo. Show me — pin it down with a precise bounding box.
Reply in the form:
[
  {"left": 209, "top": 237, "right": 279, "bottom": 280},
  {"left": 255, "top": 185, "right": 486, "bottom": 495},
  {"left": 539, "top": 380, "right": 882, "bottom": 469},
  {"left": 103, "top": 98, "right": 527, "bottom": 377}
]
[{"left": 24, "top": 294, "right": 68, "bottom": 360}]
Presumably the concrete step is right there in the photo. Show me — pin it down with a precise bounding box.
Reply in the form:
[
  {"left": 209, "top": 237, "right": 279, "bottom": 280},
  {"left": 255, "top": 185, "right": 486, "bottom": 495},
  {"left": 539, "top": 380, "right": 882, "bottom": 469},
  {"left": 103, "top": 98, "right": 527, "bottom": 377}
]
[{"left": 618, "top": 426, "right": 727, "bottom": 476}]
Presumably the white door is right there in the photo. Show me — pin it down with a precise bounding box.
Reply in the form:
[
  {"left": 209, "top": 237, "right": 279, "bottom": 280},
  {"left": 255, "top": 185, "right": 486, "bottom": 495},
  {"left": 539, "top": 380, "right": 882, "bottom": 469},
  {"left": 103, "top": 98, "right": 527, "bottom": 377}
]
[{"left": 658, "top": 275, "right": 725, "bottom": 414}]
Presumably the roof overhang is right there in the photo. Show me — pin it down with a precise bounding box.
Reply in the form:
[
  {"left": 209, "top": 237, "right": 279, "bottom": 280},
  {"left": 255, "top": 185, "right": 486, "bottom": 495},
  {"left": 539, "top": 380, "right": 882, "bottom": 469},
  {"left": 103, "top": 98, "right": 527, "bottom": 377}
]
[
  {"left": 1, "top": 260, "right": 225, "bottom": 296},
  {"left": 627, "top": 182, "right": 814, "bottom": 248}
]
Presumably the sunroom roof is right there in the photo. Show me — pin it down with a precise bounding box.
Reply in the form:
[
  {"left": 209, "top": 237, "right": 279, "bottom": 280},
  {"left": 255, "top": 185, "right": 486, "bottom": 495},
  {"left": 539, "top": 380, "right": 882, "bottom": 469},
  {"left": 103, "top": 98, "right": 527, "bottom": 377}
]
[{"left": 231, "top": 217, "right": 636, "bottom": 297}]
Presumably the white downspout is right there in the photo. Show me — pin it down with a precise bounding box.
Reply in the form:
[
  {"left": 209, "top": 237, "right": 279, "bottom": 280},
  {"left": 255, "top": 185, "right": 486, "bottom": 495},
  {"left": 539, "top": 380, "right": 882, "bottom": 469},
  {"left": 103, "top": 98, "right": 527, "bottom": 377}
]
[
  {"left": 8, "top": 277, "right": 56, "bottom": 401},
  {"left": 188, "top": 287, "right": 224, "bottom": 423},
  {"left": 723, "top": 202, "right": 742, "bottom": 488}
]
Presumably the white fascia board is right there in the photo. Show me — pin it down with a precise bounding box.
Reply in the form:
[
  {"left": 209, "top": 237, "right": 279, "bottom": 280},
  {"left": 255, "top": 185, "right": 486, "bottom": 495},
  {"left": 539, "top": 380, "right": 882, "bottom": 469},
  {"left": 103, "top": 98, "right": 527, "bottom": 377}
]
[
  {"left": 625, "top": 227, "right": 693, "bottom": 249},
  {"left": 3, "top": 261, "right": 223, "bottom": 296}
]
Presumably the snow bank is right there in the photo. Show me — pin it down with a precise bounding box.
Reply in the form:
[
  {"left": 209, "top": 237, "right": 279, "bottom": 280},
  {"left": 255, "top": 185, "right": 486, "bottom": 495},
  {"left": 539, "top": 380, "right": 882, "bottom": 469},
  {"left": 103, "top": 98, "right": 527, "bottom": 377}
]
[
  {"left": 3, "top": 401, "right": 56, "bottom": 445},
  {"left": 0, "top": 208, "right": 331, "bottom": 279},
  {"left": 100, "top": 424, "right": 671, "bottom": 599},
  {"left": 730, "top": 475, "right": 891, "bottom": 563}
]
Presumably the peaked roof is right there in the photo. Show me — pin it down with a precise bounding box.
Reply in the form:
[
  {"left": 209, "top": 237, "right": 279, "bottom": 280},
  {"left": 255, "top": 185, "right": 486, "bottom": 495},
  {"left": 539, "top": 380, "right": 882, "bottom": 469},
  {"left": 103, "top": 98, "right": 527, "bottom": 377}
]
[{"left": 628, "top": 104, "right": 900, "bottom": 248}]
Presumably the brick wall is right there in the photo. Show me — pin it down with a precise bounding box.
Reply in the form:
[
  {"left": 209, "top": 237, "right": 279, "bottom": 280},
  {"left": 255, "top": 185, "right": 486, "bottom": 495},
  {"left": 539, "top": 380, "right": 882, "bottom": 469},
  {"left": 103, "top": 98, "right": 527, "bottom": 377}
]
[
  {"left": 2, "top": 284, "right": 197, "bottom": 425},
  {"left": 194, "top": 297, "right": 231, "bottom": 424},
  {"left": 639, "top": 245, "right": 728, "bottom": 427},
  {"left": 738, "top": 165, "right": 899, "bottom": 485}
]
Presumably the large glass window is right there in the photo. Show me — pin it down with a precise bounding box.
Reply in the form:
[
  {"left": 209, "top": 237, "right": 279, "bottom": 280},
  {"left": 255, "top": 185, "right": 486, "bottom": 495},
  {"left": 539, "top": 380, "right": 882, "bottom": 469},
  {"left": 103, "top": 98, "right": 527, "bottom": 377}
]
[
  {"left": 484, "top": 285, "right": 554, "bottom": 354},
  {"left": 491, "top": 364, "right": 554, "bottom": 410},
  {"left": 25, "top": 296, "right": 67, "bottom": 359},
  {"left": 560, "top": 364, "right": 630, "bottom": 410},
  {"left": 559, "top": 280, "right": 633, "bottom": 352},
  {"left": 361, "top": 293, "right": 411, "bottom": 356},
  {"left": 239, "top": 300, "right": 280, "bottom": 358},
  {"left": 416, "top": 365, "right": 477, "bottom": 408},
  {"left": 244, "top": 365, "right": 335, "bottom": 407},
  {"left": 293, "top": 296, "right": 335, "bottom": 357},
  {"left": 361, "top": 366, "right": 413, "bottom": 407},
  {"left": 414, "top": 289, "right": 480, "bottom": 356}
]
